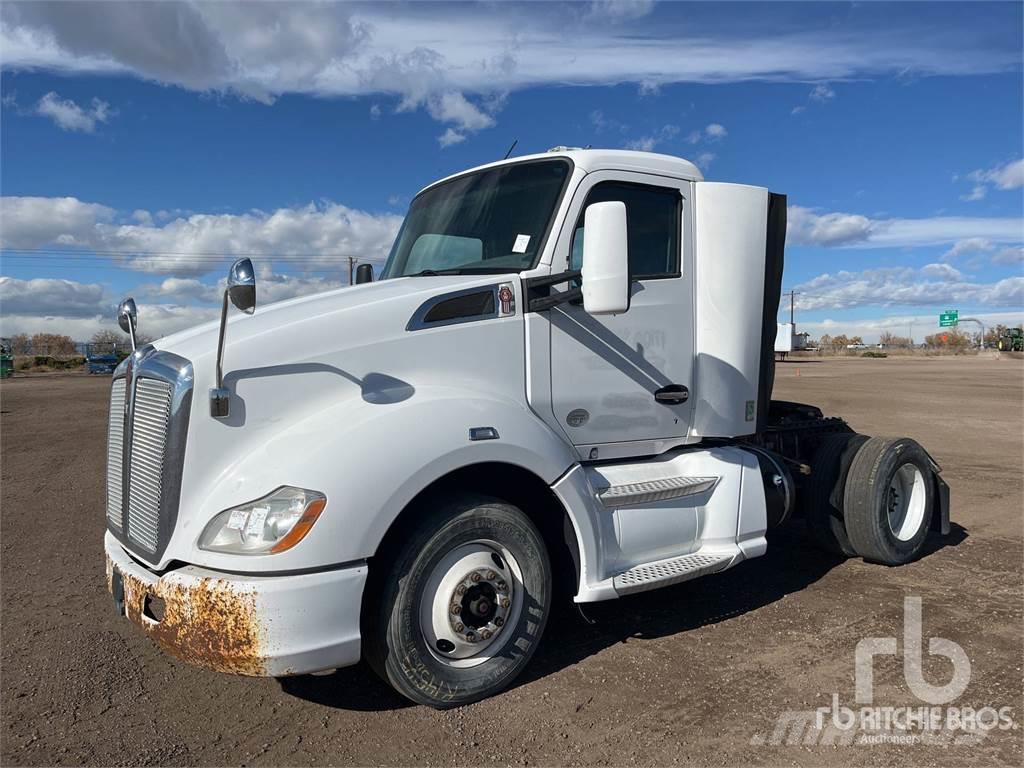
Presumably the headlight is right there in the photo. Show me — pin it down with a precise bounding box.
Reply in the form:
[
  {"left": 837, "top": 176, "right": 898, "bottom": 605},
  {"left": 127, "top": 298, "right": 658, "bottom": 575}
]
[{"left": 198, "top": 486, "right": 326, "bottom": 555}]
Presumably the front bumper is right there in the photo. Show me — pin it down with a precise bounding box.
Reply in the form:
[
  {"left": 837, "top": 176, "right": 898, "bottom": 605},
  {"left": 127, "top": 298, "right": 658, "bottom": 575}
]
[{"left": 104, "top": 531, "right": 366, "bottom": 676}]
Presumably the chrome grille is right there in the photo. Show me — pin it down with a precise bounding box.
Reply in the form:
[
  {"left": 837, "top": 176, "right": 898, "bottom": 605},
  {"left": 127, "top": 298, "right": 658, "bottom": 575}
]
[
  {"left": 106, "top": 349, "right": 193, "bottom": 559},
  {"left": 105, "top": 379, "right": 126, "bottom": 529},
  {"left": 126, "top": 378, "right": 173, "bottom": 552}
]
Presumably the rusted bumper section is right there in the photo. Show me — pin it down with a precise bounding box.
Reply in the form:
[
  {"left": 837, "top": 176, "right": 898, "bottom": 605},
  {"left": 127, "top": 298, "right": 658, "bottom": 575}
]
[{"left": 104, "top": 531, "right": 366, "bottom": 677}]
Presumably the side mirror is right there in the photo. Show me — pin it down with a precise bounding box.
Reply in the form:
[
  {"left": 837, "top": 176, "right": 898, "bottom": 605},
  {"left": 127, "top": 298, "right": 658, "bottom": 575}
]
[
  {"left": 581, "top": 201, "right": 629, "bottom": 315},
  {"left": 211, "top": 258, "right": 257, "bottom": 418},
  {"left": 227, "top": 258, "right": 256, "bottom": 314},
  {"left": 355, "top": 263, "right": 374, "bottom": 284},
  {"left": 117, "top": 297, "right": 138, "bottom": 349}
]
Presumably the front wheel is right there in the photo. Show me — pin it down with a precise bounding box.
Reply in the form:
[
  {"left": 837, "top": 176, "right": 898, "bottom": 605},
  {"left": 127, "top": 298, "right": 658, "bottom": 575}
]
[
  {"left": 365, "top": 495, "right": 551, "bottom": 708},
  {"left": 843, "top": 437, "right": 935, "bottom": 565}
]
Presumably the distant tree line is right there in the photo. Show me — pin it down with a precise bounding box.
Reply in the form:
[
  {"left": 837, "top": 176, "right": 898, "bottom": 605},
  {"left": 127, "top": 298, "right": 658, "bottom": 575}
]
[{"left": 5, "top": 330, "right": 149, "bottom": 357}]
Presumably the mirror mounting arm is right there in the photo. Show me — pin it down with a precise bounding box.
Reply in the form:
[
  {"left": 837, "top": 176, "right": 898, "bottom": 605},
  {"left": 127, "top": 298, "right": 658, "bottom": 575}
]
[
  {"left": 524, "top": 270, "right": 582, "bottom": 312},
  {"left": 210, "top": 258, "right": 256, "bottom": 419}
]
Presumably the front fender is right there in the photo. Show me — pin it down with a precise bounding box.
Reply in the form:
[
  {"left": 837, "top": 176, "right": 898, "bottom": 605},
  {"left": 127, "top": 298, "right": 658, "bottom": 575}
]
[{"left": 179, "top": 385, "right": 579, "bottom": 572}]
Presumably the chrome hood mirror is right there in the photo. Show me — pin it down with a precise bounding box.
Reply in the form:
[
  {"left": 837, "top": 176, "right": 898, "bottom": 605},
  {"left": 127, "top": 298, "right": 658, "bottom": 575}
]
[
  {"left": 117, "top": 297, "right": 138, "bottom": 349},
  {"left": 211, "top": 258, "right": 257, "bottom": 418},
  {"left": 227, "top": 258, "right": 256, "bottom": 314}
]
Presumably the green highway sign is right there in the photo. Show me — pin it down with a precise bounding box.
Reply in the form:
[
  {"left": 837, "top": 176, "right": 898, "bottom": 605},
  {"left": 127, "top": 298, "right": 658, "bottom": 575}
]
[{"left": 939, "top": 310, "right": 958, "bottom": 327}]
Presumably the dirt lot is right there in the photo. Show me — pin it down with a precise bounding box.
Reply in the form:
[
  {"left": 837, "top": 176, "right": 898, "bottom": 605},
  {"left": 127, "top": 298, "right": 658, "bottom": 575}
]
[{"left": 2, "top": 357, "right": 1022, "bottom": 767}]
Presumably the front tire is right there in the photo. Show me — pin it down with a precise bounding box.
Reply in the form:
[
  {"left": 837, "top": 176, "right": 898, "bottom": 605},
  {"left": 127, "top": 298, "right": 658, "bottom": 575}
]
[
  {"left": 365, "top": 495, "right": 551, "bottom": 708},
  {"left": 843, "top": 437, "right": 935, "bottom": 565}
]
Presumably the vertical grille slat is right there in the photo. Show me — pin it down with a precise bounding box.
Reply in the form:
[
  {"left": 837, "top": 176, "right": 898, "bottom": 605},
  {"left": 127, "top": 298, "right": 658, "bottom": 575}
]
[
  {"left": 126, "top": 378, "right": 174, "bottom": 553},
  {"left": 105, "top": 379, "right": 126, "bottom": 530}
]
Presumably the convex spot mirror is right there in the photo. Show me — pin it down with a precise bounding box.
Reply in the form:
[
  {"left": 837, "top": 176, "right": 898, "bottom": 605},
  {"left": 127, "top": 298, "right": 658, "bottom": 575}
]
[
  {"left": 227, "top": 258, "right": 256, "bottom": 314},
  {"left": 117, "top": 297, "right": 138, "bottom": 348},
  {"left": 581, "top": 201, "right": 629, "bottom": 315}
]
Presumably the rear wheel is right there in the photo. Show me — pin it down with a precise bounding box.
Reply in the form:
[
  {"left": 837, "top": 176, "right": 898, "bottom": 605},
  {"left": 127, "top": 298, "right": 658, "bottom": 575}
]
[
  {"left": 843, "top": 437, "right": 935, "bottom": 565},
  {"left": 804, "top": 432, "right": 868, "bottom": 556},
  {"left": 365, "top": 495, "right": 551, "bottom": 708}
]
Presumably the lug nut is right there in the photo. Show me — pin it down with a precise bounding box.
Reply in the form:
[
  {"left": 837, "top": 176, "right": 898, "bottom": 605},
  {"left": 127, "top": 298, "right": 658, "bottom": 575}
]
[
  {"left": 470, "top": 572, "right": 481, "bottom": 583},
  {"left": 454, "top": 622, "right": 464, "bottom": 632},
  {"left": 485, "top": 570, "right": 497, "bottom": 580},
  {"left": 480, "top": 629, "right": 492, "bottom": 640},
  {"left": 466, "top": 632, "right": 477, "bottom": 643},
  {"left": 496, "top": 580, "right": 507, "bottom": 591},
  {"left": 451, "top": 604, "right": 461, "bottom": 615},
  {"left": 494, "top": 616, "right": 505, "bottom": 627},
  {"left": 456, "top": 584, "right": 467, "bottom": 596},
  {"left": 500, "top": 597, "right": 510, "bottom": 608}
]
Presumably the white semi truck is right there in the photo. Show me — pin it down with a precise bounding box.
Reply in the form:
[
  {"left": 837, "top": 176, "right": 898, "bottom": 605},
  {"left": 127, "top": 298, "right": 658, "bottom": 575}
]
[{"left": 104, "top": 149, "right": 949, "bottom": 707}]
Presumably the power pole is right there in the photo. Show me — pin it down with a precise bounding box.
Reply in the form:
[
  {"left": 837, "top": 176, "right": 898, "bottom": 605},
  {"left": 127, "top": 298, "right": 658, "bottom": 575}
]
[
  {"left": 348, "top": 256, "right": 356, "bottom": 285},
  {"left": 789, "top": 290, "right": 796, "bottom": 325}
]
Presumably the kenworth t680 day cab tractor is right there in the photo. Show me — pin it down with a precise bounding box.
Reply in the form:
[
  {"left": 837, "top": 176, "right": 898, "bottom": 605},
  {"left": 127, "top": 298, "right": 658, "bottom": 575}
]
[{"left": 104, "top": 149, "right": 950, "bottom": 707}]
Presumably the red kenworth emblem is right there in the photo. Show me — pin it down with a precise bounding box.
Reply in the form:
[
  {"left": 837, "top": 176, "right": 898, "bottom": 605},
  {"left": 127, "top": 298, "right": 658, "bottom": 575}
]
[{"left": 498, "top": 285, "right": 513, "bottom": 315}]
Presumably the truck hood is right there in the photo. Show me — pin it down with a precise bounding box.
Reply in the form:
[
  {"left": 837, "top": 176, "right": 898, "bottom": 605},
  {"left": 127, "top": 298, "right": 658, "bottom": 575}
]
[{"left": 153, "top": 274, "right": 498, "bottom": 365}]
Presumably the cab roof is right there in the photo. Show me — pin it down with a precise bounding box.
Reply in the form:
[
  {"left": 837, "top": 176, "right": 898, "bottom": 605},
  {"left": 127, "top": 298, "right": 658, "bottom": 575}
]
[{"left": 419, "top": 148, "right": 704, "bottom": 196}]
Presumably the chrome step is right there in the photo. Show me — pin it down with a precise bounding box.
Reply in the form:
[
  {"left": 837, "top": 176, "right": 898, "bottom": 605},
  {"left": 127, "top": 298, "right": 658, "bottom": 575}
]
[
  {"left": 613, "top": 551, "right": 734, "bottom": 595},
  {"left": 596, "top": 475, "right": 718, "bottom": 508}
]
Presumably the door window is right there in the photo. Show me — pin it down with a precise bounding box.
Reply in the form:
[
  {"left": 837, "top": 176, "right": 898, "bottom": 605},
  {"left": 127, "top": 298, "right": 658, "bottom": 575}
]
[{"left": 570, "top": 182, "right": 681, "bottom": 279}]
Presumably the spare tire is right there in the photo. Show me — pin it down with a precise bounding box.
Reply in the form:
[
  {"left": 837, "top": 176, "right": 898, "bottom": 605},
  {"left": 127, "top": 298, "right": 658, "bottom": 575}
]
[
  {"left": 804, "top": 432, "right": 868, "bottom": 556},
  {"left": 843, "top": 437, "right": 935, "bottom": 565}
]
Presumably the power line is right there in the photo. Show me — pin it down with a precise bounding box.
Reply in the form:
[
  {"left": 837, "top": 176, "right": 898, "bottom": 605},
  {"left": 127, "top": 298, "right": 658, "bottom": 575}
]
[{"left": 1, "top": 246, "right": 389, "bottom": 261}]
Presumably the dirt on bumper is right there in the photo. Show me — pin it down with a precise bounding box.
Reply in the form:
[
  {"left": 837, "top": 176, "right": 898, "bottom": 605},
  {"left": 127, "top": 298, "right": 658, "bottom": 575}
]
[{"left": 105, "top": 552, "right": 269, "bottom": 676}]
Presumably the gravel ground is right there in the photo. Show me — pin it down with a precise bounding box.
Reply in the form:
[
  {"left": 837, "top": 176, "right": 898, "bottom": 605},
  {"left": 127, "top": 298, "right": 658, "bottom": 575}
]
[{"left": 2, "top": 356, "right": 1022, "bottom": 766}]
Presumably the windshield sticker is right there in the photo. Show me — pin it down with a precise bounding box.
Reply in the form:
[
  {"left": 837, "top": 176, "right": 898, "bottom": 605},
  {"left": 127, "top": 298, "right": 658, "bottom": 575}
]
[{"left": 512, "top": 234, "right": 531, "bottom": 253}]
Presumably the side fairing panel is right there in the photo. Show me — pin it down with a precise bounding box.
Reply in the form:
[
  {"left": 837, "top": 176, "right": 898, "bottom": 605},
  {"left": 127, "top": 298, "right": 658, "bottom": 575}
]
[{"left": 691, "top": 182, "right": 769, "bottom": 438}]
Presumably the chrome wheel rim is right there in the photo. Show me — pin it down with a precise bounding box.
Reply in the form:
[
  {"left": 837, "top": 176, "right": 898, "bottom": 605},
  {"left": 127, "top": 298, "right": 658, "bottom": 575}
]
[
  {"left": 887, "top": 463, "right": 927, "bottom": 541},
  {"left": 419, "top": 539, "right": 524, "bottom": 668}
]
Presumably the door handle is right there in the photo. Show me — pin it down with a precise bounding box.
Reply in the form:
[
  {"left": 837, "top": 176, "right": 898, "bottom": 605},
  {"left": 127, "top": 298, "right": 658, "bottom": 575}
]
[{"left": 654, "top": 384, "right": 689, "bottom": 404}]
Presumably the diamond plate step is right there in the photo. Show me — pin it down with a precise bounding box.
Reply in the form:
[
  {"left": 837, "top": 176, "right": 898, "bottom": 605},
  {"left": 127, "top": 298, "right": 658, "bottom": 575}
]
[
  {"left": 596, "top": 475, "right": 718, "bottom": 507},
  {"left": 613, "top": 551, "right": 734, "bottom": 595}
]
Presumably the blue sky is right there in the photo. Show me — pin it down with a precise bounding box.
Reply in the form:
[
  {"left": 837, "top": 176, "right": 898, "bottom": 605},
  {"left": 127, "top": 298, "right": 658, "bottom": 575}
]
[{"left": 0, "top": 0, "right": 1021, "bottom": 342}]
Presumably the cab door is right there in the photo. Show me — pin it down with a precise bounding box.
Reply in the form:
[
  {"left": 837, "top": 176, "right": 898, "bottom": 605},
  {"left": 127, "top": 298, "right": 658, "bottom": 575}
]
[{"left": 548, "top": 171, "right": 695, "bottom": 449}]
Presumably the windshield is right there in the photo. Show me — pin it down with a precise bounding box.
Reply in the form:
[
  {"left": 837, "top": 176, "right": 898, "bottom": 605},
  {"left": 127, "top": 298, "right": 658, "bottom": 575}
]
[{"left": 382, "top": 159, "right": 571, "bottom": 278}]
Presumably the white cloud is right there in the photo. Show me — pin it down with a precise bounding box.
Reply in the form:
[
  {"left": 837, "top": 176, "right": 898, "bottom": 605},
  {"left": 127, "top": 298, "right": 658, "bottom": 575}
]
[
  {"left": 969, "top": 158, "right": 1024, "bottom": 191},
  {"left": 960, "top": 185, "right": 987, "bottom": 202},
  {"left": 788, "top": 206, "right": 1023, "bottom": 249},
  {"left": 1, "top": 2, "right": 1018, "bottom": 135},
  {"left": 426, "top": 90, "right": 495, "bottom": 132},
  {"left": 704, "top": 123, "right": 727, "bottom": 140},
  {"left": 437, "top": 127, "right": 466, "bottom": 148},
  {"left": 792, "top": 266, "right": 1024, "bottom": 311},
  {"left": 809, "top": 84, "right": 835, "bottom": 103},
  {"left": 787, "top": 206, "right": 873, "bottom": 246},
  {"left": 694, "top": 152, "right": 715, "bottom": 170},
  {"left": 624, "top": 124, "right": 678, "bottom": 152},
  {"left": 942, "top": 237, "right": 994, "bottom": 260},
  {"left": 625, "top": 136, "right": 657, "bottom": 152},
  {"left": 369, "top": 103, "right": 381, "bottom": 119},
  {"left": 0, "top": 268, "right": 356, "bottom": 340},
  {"left": 35, "top": 91, "right": 112, "bottom": 132},
  {"left": 586, "top": 1, "right": 655, "bottom": 22},
  {"left": 792, "top": 83, "right": 835, "bottom": 114},
  {"left": 0, "top": 196, "right": 115, "bottom": 248},
  {"left": 0, "top": 276, "right": 107, "bottom": 317},
  {"left": 992, "top": 246, "right": 1024, "bottom": 266},
  {"left": 0, "top": 196, "right": 403, "bottom": 277},
  {"left": 920, "top": 262, "right": 962, "bottom": 280}
]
